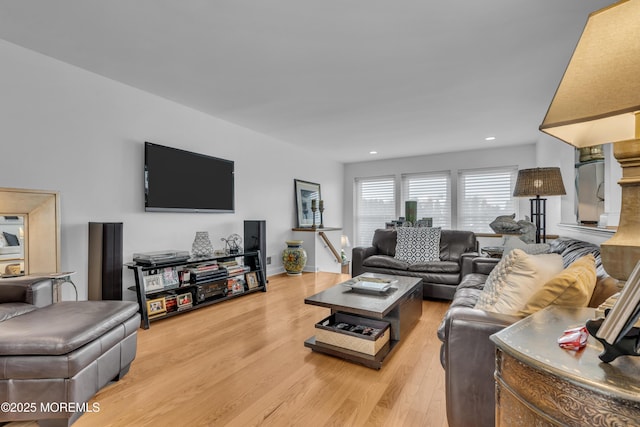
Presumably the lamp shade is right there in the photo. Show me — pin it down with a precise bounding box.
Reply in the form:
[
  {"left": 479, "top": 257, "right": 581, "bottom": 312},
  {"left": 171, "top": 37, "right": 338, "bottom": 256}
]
[
  {"left": 539, "top": 0, "right": 640, "bottom": 148},
  {"left": 513, "top": 168, "right": 566, "bottom": 197}
]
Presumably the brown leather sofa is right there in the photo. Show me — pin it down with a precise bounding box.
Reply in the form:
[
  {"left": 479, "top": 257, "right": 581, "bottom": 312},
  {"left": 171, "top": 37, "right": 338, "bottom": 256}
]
[
  {"left": 0, "top": 276, "right": 140, "bottom": 426},
  {"left": 352, "top": 228, "right": 478, "bottom": 299},
  {"left": 437, "top": 238, "right": 620, "bottom": 427}
]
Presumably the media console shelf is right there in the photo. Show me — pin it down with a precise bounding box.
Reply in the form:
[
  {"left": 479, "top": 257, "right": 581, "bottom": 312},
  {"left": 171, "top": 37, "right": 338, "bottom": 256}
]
[{"left": 126, "top": 251, "right": 266, "bottom": 329}]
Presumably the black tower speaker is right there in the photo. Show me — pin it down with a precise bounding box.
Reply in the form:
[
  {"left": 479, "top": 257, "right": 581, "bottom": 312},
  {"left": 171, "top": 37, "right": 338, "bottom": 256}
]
[
  {"left": 244, "top": 220, "right": 266, "bottom": 275},
  {"left": 88, "top": 222, "right": 123, "bottom": 300}
]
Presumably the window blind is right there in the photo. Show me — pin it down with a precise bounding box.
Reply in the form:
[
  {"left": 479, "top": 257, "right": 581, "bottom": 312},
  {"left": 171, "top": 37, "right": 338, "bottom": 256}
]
[
  {"left": 355, "top": 176, "right": 396, "bottom": 246},
  {"left": 458, "top": 167, "right": 518, "bottom": 233},
  {"left": 401, "top": 172, "right": 451, "bottom": 228}
]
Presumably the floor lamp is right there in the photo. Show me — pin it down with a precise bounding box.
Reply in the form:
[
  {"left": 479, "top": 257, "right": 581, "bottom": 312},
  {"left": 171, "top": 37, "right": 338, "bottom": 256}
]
[
  {"left": 539, "top": 0, "right": 640, "bottom": 283},
  {"left": 513, "top": 167, "right": 566, "bottom": 243}
]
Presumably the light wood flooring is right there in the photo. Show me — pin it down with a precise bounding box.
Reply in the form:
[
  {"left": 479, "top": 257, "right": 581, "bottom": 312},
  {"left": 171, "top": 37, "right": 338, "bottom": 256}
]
[{"left": 11, "top": 272, "right": 451, "bottom": 427}]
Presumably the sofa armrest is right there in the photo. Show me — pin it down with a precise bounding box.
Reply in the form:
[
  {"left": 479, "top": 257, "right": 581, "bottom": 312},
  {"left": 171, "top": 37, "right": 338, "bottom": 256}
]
[
  {"left": 472, "top": 257, "right": 500, "bottom": 275},
  {"left": 460, "top": 252, "right": 479, "bottom": 278},
  {"left": 0, "top": 277, "right": 53, "bottom": 307},
  {"left": 351, "top": 246, "right": 377, "bottom": 277},
  {"left": 440, "top": 306, "right": 521, "bottom": 427}
]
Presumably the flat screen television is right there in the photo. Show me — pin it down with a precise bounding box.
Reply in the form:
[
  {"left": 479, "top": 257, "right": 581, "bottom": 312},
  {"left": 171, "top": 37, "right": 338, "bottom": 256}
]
[{"left": 144, "top": 142, "right": 234, "bottom": 213}]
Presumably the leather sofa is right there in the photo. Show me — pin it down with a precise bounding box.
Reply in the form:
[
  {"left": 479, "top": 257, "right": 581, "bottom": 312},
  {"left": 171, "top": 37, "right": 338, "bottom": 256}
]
[
  {"left": 0, "top": 276, "right": 140, "bottom": 426},
  {"left": 352, "top": 228, "right": 478, "bottom": 299},
  {"left": 437, "top": 238, "right": 620, "bottom": 427}
]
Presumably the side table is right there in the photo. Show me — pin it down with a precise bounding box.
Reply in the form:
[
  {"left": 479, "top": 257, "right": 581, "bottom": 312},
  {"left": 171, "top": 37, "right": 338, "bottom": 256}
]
[
  {"left": 491, "top": 306, "right": 640, "bottom": 425},
  {"left": 49, "top": 271, "right": 78, "bottom": 302}
]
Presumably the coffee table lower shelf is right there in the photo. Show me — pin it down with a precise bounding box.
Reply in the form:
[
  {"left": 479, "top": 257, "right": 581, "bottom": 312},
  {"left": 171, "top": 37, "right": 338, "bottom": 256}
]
[{"left": 304, "top": 336, "right": 400, "bottom": 369}]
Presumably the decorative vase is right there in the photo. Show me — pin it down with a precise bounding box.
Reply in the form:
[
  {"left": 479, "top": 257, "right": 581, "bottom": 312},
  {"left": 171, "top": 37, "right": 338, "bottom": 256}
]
[
  {"left": 282, "top": 240, "right": 307, "bottom": 275},
  {"left": 192, "top": 231, "right": 214, "bottom": 257},
  {"left": 405, "top": 201, "right": 417, "bottom": 225}
]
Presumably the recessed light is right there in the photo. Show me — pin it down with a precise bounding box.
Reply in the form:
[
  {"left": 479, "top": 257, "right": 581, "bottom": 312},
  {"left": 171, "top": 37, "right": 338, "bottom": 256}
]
[
  {"left": 369, "top": 151, "right": 378, "bottom": 155},
  {"left": 485, "top": 136, "right": 496, "bottom": 141}
]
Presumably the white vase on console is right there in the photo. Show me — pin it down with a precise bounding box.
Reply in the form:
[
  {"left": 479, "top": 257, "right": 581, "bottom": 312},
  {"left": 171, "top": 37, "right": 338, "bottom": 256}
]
[{"left": 191, "top": 231, "right": 214, "bottom": 257}]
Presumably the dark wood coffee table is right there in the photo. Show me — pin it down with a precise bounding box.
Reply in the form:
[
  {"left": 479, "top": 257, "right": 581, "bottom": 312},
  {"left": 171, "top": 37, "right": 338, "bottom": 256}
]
[{"left": 304, "top": 273, "right": 422, "bottom": 369}]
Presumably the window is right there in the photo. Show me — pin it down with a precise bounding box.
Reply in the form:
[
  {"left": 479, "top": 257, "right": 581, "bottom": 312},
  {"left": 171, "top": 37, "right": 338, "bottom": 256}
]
[
  {"left": 401, "top": 172, "right": 451, "bottom": 228},
  {"left": 458, "top": 167, "right": 518, "bottom": 233},
  {"left": 355, "top": 176, "right": 396, "bottom": 246}
]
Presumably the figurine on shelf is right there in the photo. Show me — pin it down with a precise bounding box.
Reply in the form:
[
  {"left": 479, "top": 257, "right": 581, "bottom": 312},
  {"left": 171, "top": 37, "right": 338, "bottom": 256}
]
[{"left": 221, "top": 234, "right": 242, "bottom": 255}]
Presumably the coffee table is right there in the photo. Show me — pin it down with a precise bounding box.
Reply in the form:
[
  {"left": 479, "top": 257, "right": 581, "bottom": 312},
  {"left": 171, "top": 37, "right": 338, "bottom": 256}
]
[{"left": 304, "top": 273, "right": 422, "bottom": 369}]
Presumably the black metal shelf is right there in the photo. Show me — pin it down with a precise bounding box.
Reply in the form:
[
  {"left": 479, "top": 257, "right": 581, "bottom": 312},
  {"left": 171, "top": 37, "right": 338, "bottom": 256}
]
[{"left": 126, "top": 250, "right": 266, "bottom": 329}]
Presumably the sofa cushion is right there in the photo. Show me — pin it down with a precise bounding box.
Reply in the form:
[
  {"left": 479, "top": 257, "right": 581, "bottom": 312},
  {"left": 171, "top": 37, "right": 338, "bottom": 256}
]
[
  {"left": 0, "top": 303, "right": 37, "bottom": 322},
  {"left": 408, "top": 261, "right": 459, "bottom": 274},
  {"left": 550, "top": 237, "right": 607, "bottom": 278},
  {"left": 474, "top": 249, "right": 563, "bottom": 315},
  {"left": 0, "top": 300, "right": 139, "bottom": 355},
  {"left": 439, "top": 229, "right": 477, "bottom": 262},
  {"left": 395, "top": 226, "right": 441, "bottom": 264},
  {"left": 502, "top": 235, "right": 550, "bottom": 255},
  {"left": 362, "top": 255, "right": 409, "bottom": 270},
  {"left": 2, "top": 232, "right": 20, "bottom": 246},
  {"left": 371, "top": 228, "right": 398, "bottom": 256},
  {"left": 517, "top": 254, "right": 598, "bottom": 316}
]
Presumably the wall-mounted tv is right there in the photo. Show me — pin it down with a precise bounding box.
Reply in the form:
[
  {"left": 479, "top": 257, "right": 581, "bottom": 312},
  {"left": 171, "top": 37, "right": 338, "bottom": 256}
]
[{"left": 144, "top": 142, "right": 234, "bottom": 213}]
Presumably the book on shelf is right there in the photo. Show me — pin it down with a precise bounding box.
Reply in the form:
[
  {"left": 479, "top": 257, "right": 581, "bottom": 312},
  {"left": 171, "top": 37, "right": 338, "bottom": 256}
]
[
  {"left": 188, "top": 263, "right": 219, "bottom": 272},
  {"left": 165, "top": 295, "right": 178, "bottom": 313},
  {"left": 222, "top": 265, "right": 250, "bottom": 276},
  {"left": 218, "top": 260, "right": 239, "bottom": 268},
  {"left": 595, "top": 260, "right": 640, "bottom": 345}
]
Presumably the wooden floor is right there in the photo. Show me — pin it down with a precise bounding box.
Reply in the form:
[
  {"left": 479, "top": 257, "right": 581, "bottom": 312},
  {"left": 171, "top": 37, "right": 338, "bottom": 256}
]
[{"left": 12, "top": 272, "right": 451, "bottom": 427}]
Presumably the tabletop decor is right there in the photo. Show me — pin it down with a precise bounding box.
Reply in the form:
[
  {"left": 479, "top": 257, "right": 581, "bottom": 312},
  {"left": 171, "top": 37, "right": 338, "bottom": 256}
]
[
  {"left": 191, "top": 231, "right": 214, "bottom": 257},
  {"left": 282, "top": 240, "right": 307, "bottom": 275}
]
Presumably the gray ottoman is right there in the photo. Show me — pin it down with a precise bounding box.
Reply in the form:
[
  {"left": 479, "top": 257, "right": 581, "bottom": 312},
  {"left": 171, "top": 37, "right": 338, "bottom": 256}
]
[{"left": 0, "top": 300, "right": 140, "bottom": 426}]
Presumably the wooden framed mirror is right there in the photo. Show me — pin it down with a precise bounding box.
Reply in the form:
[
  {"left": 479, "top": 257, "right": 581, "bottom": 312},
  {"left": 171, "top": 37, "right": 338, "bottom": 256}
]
[{"left": 0, "top": 187, "right": 60, "bottom": 276}]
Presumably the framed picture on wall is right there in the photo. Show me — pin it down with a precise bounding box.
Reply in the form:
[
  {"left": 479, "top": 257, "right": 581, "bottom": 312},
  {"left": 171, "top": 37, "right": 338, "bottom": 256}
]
[{"left": 294, "top": 179, "right": 321, "bottom": 228}]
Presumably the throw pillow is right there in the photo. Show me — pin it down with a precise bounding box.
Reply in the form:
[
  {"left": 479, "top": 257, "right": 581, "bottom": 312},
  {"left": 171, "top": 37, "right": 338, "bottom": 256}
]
[
  {"left": 474, "top": 249, "right": 564, "bottom": 315},
  {"left": 518, "top": 254, "right": 597, "bottom": 316},
  {"left": 502, "top": 235, "right": 550, "bottom": 255},
  {"left": 2, "top": 232, "right": 19, "bottom": 246},
  {"left": 394, "top": 227, "right": 441, "bottom": 264}
]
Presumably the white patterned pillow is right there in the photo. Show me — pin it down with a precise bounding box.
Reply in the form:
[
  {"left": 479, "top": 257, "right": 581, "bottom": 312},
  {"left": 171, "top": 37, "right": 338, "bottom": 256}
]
[
  {"left": 394, "top": 227, "right": 441, "bottom": 264},
  {"left": 474, "top": 249, "right": 563, "bottom": 315}
]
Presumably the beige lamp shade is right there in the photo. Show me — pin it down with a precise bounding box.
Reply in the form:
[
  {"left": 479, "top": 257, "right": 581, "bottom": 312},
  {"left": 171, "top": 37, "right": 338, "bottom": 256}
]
[
  {"left": 513, "top": 168, "right": 566, "bottom": 198},
  {"left": 539, "top": 0, "right": 640, "bottom": 148}
]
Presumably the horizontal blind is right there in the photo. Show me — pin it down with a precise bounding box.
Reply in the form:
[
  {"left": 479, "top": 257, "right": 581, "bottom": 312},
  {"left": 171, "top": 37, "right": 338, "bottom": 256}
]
[
  {"left": 355, "top": 176, "right": 396, "bottom": 246},
  {"left": 401, "top": 172, "right": 451, "bottom": 228},
  {"left": 458, "top": 167, "right": 518, "bottom": 233}
]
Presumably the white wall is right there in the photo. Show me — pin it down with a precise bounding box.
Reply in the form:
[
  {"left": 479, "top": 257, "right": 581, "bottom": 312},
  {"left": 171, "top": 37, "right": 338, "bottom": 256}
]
[
  {"left": 342, "top": 144, "right": 537, "bottom": 249},
  {"left": 0, "top": 40, "right": 344, "bottom": 300}
]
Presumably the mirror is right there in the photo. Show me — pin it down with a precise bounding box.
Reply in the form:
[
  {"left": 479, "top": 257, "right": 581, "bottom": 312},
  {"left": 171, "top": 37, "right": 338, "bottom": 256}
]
[
  {"left": 575, "top": 147, "right": 605, "bottom": 225},
  {"left": 0, "top": 215, "right": 25, "bottom": 276},
  {"left": 0, "top": 187, "right": 60, "bottom": 276}
]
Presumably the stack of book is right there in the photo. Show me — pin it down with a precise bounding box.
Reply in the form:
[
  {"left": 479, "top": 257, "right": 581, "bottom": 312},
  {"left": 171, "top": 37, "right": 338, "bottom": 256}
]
[
  {"left": 188, "top": 263, "right": 227, "bottom": 284},
  {"left": 219, "top": 260, "right": 250, "bottom": 277}
]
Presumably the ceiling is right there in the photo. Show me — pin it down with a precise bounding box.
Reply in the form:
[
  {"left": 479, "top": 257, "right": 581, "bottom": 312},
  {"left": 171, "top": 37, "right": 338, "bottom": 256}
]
[{"left": 0, "top": 0, "right": 614, "bottom": 163}]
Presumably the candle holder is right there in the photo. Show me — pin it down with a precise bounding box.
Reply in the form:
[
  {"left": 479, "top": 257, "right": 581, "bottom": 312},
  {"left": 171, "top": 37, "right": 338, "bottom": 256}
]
[
  {"left": 319, "top": 205, "right": 324, "bottom": 228},
  {"left": 311, "top": 205, "right": 317, "bottom": 229}
]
